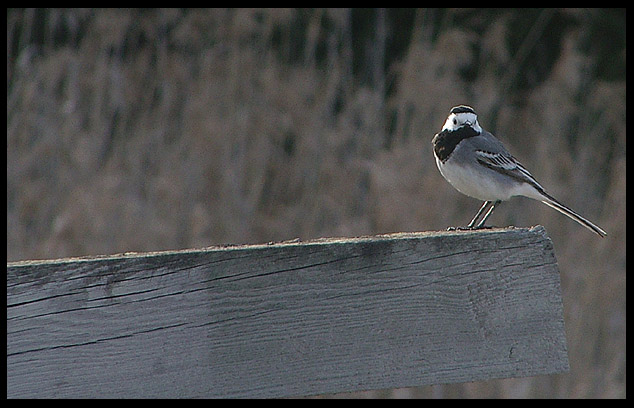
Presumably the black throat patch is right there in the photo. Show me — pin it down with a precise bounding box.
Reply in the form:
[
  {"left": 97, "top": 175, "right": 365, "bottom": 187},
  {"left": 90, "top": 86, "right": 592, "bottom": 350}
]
[{"left": 432, "top": 126, "right": 480, "bottom": 162}]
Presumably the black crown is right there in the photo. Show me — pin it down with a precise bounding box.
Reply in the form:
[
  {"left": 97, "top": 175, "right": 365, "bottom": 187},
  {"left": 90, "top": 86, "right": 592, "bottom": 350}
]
[{"left": 450, "top": 105, "right": 476, "bottom": 115}]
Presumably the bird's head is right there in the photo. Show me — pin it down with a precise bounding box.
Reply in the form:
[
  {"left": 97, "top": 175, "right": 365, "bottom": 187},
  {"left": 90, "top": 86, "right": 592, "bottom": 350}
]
[{"left": 442, "top": 105, "right": 482, "bottom": 133}]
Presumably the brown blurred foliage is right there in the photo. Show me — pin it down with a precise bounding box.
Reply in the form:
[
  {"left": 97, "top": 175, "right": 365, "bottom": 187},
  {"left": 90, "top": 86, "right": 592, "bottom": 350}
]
[{"left": 7, "top": 8, "right": 625, "bottom": 398}]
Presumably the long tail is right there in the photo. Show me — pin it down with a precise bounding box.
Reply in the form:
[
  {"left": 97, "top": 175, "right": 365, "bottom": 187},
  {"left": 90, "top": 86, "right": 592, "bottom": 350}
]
[{"left": 539, "top": 191, "right": 607, "bottom": 237}]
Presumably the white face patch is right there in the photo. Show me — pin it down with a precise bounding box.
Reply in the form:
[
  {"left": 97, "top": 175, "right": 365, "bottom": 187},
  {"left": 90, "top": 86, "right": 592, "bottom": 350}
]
[{"left": 442, "top": 112, "right": 482, "bottom": 133}]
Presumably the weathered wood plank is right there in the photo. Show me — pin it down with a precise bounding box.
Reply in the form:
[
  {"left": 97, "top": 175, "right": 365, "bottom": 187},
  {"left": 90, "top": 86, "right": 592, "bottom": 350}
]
[{"left": 7, "top": 226, "right": 568, "bottom": 398}]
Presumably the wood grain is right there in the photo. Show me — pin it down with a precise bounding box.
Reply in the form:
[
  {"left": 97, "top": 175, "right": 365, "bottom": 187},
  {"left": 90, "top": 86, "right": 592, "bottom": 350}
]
[{"left": 7, "top": 226, "right": 568, "bottom": 398}]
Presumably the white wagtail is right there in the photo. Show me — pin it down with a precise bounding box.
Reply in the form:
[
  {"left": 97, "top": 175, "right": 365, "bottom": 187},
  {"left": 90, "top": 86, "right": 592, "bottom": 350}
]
[{"left": 432, "top": 105, "right": 607, "bottom": 237}]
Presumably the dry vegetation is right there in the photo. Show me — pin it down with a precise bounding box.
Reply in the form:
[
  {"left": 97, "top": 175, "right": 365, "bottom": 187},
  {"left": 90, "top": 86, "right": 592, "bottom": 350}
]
[{"left": 7, "top": 8, "right": 625, "bottom": 398}]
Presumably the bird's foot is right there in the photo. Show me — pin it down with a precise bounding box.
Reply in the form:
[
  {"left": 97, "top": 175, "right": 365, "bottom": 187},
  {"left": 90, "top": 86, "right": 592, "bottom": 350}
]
[{"left": 446, "top": 225, "right": 494, "bottom": 231}]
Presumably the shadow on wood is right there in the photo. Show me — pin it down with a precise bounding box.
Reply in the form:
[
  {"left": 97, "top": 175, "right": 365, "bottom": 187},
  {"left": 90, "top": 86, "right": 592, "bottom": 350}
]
[{"left": 7, "top": 226, "right": 569, "bottom": 398}]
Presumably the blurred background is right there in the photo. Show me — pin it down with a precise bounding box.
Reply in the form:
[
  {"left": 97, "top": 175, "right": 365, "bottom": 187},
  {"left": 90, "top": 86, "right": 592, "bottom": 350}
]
[{"left": 7, "top": 9, "right": 625, "bottom": 398}]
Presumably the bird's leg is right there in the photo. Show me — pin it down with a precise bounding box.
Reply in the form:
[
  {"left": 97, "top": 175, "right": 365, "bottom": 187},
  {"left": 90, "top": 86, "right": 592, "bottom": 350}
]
[
  {"left": 448, "top": 201, "right": 491, "bottom": 231},
  {"left": 475, "top": 200, "right": 501, "bottom": 228},
  {"left": 467, "top": 201, "right": 492, "bottom": 228}
]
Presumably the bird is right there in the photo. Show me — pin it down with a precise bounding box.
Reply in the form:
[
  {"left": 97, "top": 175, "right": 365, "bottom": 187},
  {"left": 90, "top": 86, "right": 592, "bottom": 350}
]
[{"left": 432, "top": 105, "right": 607, "bottom": 237}]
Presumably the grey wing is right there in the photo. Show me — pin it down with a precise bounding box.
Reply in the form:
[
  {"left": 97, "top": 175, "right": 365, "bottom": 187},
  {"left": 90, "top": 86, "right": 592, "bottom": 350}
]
[{"left": 474, "top": 147, "right": 546, "bottom": 192}]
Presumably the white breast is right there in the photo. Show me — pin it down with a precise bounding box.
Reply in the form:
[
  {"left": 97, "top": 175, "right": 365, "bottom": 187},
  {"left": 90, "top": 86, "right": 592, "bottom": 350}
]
[{"left": 435, "top": 155, "right": 525, "bottom": 201}]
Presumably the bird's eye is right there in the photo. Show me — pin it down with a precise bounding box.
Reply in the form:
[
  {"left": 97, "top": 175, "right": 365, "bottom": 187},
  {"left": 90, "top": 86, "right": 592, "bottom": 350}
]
[{"left": 453, "top": 119, "right": 457, "bottom": 125}]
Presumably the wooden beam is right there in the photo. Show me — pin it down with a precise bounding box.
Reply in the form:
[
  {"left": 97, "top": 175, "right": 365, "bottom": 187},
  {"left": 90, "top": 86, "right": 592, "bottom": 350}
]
[{"left": 7, "top": 226, "right": 569, "bottom": 398}]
